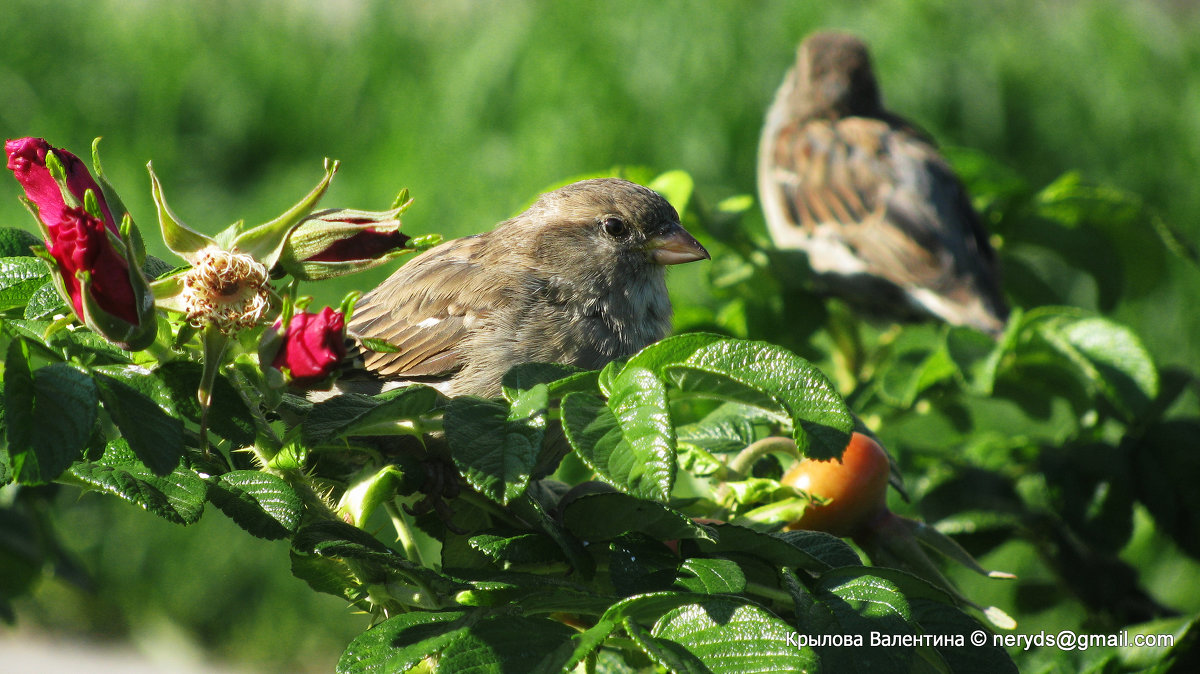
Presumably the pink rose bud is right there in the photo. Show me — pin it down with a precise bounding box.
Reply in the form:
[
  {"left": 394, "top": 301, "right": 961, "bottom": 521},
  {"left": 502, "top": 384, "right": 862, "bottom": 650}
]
[
  {"left": 5, "top": 137, "right": 117, "bottom": 234},
  {"left": 47, "top": 206, "right": 140, "bottom": 325},
  {"left": 277, "top": 204, "right": 412, "bottom": 281},
  {"left": 271, "top": 307, "right": 347, "bottom": 388}
]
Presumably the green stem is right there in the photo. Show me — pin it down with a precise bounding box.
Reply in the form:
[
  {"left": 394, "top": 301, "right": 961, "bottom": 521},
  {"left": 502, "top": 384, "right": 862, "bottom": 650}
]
[
  {"left": 715, "top": 436, "right": 801, "bottom": 506},
  {"left": 197, "top": 324, "right": 232, "bottom": 454},
  {"left": 386, "top": 499, "right": 424, "bottom": 566},
  {"left": 727, "top": 436, "right": 800, "bottom": 478}
]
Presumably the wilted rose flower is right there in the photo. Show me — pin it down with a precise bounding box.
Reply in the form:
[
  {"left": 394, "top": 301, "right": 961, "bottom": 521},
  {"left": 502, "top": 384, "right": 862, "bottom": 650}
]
[
  {"left": 181, "top": 247, "right": 272, "bottom": 333},
  {"left": 5, "top": 137, "right": 117, "bottom": 234},
  {"left": 270, "top": 306, "right": 347, "bottom": 388},
  {"left": 48, "top": 206, "right": 139, "bottom": 325},
  {"left": 276, "top": 205, "right": 412, "bottom": 281}
]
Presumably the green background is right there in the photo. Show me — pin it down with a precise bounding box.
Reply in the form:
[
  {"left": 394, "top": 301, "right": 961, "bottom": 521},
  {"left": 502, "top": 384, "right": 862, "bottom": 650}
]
[{"left": 3, "top": 1, "right": 1198, "bottom": 671}]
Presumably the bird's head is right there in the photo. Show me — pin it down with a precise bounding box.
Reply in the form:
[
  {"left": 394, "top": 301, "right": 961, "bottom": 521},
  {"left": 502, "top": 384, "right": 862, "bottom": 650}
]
[
  {"left": 792, "top": 31, "right": 883, "bottom": 120},
  {"left": 506, "top": 178, "right": 709, "bottom": 280}
]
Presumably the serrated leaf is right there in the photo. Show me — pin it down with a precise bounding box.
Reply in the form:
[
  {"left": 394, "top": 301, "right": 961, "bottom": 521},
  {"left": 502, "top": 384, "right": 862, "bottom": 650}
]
[
  {"left": 5, "top": 352, "right": 98, "bottom": 485},
  {"left": 772, "top": 529, "right": 864, "bottom": 569},
  {"left": 610, "top": 533, "right": 684, "bottom": 596},
  {"left": 675, "top": 558, "right": 747, "bottom": 595},
  {"left": 290, "top": 549, "right": 364, "bottom": 603},
  {"left": 624, "top": 619, "right": 711, "bottom": 674},
  {"left": 562, "top": 367, "right": 676, "bottom": 501},
  {"left": 468, "top": 531, "right": 567, "bottom": 566},
  {"left": 336, "top": 610, "right": 472, "bottom": 674},
  {"left": 0, "top": 257, "right": 51, "bottom": 311},
  {"left": 92, "top": 372, "right": 184, "bottom": 476},
  {"left": 1056, "top": 315, "right": 1158, "bottom": 420},
  {"left": 292, "top": 520, "right": 465, "bottom": 596},
  {"left": 69, "top": 445, "right": 208, "bottom": 524},
  {"left": 444, "top": 396, "right": 544, "bottom": 505},
  {"left": 676, "top": 402, "right": 770, "bottom": 455},
  {"left": 650, "top": 598, "right": 819, "bottom": 673},
  {"left": 0, "top": 228, "right": 41, "bottom": 257},
  {"left": 693, "top": 523, "right": 853, "bottom": 573},
  {"left": 622, "top": 332, "right": 726, "bottom": 376},
  {"left": 560, "top": 491, "right": 717, "bottom": 543},
  {"left": 666, "top": 339, "right": 852, "bottom": 460},
  {"left": 22, "top": 281, "right": 66, "bottom": 319},
  {"left": 539, "top": 591, "right": 718, "bottom": 674},
  {"left": 302, "top": 385, "right": 441, "bottom": 445},
  {"left": 790, "top": 567, "right": 921, "bottom": 672},
  {"left": 911, "top": 599, "right": 1018, "bottom": 673},
  {"left": 436, "top": 614, "right": 577, "bottom": 674},
  {"left": 207, "top": 470, "right": 302, "bottom": 539}
]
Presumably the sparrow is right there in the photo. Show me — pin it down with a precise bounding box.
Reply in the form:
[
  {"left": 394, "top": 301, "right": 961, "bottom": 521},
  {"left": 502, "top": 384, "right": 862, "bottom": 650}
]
[
  {"left": 757, "top": 31, "right": 1009, "bottom": 334},
  {"left": 341, "top": 178, "right": 710, "bottom": 398}
]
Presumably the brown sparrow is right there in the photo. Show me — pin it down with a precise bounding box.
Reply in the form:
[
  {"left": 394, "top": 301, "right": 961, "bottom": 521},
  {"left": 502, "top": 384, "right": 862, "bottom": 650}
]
[
  {"left": 758, "top": 31, "right": 1008, "bottom": 334},
  {"left": 341, "top": 178, "right": 709, "bottom": 398}
]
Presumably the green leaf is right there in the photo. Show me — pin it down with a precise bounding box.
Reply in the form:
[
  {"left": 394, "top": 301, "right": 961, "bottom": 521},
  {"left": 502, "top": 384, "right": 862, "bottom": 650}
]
[
  {"left": 22, "top": 281, "right": 66, "bottom": 320},
  {"left": 0, "top": 228, "right": 41, "bottom": 257},
  {"left": 501, "top": 362, "right": 587, "bottom": 402},
  {"left": 788, "top": 567, "right": 920, "bottom": 672},
  {"left": 674, "top": 557, "right": 747, "bottom": 595},
  {"left": 560, "top": 491, "right": 717, "bottom": 543},
  {"left": 910, "top": 599, "right": 1018, "bottom": 673},
  {"left": 292, "top": 520, "right": 465, "bottom": 597},
  {"left": 69, "top": 442, "right": 208, "bottom": 524},
  {"left": 0, "top": 257, "right": 51, "bottom": 311},
  {"left": 5, "top": 349, "right": 98, "bottom": 485},
  {"left": 302, "top": 386, "right": 441, "bottom": 445},
  {"left": 650, "top": 598, "right": 819, "bottom": 672},
  {"left": 541, "top": 591, "right": 718, "bottom": 673},
  {"left": 676, "top": 402, "right": 771, "bottom": 455},
  {"left": 562, "top": 366, "right": 676, "bottom": 502},
  {"left": 666, "top": 339, "right": 852, "bottom": 460},
  {"left": 207, "top": 470, "right": 303, "bottom": 540},
  {"left": 156, "top": 361, "right": 257, "bottom": 447},
  {"left": 336, "top": 610, "right": 472, "bottom": 674},
  {"left": 444, "top": 396, "right": 544, "bottom": 505},
  {"left": 290, "top": 548, "right": 364, "bottom": 604},
  {"left": 622, "top": 332, "right": 726, "bottom": 376},
  {"left": 92, "top": 372, "right": 184, "bottom": 476},
  {"left": 693, "top": 523, "right": 851, "bottom": 573},
  {"left": 623, "top": 619, "right": 711, "bottom": 674},
  {"left": 1057, "top": 315, "right": 1158, "bottom": 420},
  {"left": 436, "top": 614, "right": 577, "bottom": 673},
  {"left": 468, "top": 531, "right": 567, "bottom": 566}
]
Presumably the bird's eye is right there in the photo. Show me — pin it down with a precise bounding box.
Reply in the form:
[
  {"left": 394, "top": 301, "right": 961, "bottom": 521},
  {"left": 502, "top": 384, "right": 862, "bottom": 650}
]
[{"left": 602, "top": 217, "right": 627, "bottom": 237}]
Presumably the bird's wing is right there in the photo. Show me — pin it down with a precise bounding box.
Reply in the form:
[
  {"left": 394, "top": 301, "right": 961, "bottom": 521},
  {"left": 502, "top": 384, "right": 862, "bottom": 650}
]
[
  {"left": 763, "top": 115, "right": 1002, "bottom": 309},
  {"left": 346, "top": 234, "right": 513, "bottom": 379}
]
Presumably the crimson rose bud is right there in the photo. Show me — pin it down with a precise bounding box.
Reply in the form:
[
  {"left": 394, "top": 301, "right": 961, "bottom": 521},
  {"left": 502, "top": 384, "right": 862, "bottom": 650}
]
[
  {"left": 271, "top": 307, "right": 347, "bottom": 388},
  {"left": 277, "top": 205, "right": 412, "bottom": 281},
  {"left": 47, "top": 206, "right": 140, "bottom": 325},
  {"left": 5, "top": 137, "right": 117, "bottom": 234}
]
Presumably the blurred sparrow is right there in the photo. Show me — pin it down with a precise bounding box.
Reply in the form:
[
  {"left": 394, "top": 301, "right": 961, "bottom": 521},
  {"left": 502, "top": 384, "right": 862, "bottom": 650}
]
[
  {"left": 757, "top": 31, "right": 1009, "bottom": 334},
  {"left": 341, "top": 178, "right": 709, "bottom": 398}
]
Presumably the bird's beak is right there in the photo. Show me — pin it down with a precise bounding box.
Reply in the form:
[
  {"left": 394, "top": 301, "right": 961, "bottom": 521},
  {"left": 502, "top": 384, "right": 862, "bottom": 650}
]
[{"left": 649, "top": 223, "right": 710, "bottom": 265}]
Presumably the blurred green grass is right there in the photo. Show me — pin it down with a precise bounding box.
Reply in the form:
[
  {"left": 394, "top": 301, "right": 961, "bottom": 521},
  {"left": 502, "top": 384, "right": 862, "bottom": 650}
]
[{"left": 4, "top": 0, "right": 1199, "bottom": 670}]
